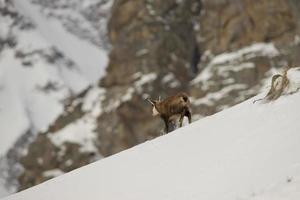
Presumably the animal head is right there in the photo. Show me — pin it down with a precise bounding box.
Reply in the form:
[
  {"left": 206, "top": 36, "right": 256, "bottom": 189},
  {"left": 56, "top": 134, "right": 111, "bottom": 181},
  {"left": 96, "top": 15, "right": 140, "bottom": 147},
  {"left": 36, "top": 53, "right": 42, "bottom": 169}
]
[{"left": 146, "top": 98, "right": 161, "bottom": 116}]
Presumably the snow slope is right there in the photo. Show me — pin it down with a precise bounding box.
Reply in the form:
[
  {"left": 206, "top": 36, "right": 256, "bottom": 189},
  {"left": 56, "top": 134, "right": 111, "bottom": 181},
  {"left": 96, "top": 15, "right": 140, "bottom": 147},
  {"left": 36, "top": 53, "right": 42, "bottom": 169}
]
[{"left": 3, "top": 71, "right": 300, "bottom": 200}]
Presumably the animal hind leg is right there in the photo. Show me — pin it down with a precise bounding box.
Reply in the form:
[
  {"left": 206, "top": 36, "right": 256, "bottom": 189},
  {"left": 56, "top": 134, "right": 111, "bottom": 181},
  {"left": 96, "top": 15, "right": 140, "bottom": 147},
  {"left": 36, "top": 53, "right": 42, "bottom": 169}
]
[
  {"left": 163, "top": 118, "right": 169, "bottom": 133},
  {"left": 179, "top": 112, "right": 184, "bottom": 127}
]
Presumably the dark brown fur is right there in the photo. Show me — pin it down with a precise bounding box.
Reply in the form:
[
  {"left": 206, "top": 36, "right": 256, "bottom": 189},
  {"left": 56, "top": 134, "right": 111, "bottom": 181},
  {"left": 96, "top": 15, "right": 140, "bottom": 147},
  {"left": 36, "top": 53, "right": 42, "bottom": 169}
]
[{"left": 147, "top": 93, "right": 192, "bottom": 133}]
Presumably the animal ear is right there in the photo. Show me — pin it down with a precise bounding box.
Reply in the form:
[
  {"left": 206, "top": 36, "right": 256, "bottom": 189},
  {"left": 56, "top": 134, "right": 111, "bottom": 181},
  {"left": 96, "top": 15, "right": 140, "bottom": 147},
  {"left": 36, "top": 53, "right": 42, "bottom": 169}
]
[{"left": 146, "top": 98, "right": 156, "bottom": 105}]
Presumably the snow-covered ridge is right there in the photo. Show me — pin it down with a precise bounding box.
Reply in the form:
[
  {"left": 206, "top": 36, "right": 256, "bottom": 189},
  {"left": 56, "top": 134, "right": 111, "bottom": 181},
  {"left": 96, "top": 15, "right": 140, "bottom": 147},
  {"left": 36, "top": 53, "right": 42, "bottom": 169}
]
[
  {"left": 0, "top": 0, "right": 110, "bottom": 156},
  {"left": 192, "top": 43, "right": 279, "bottom": 84},
  {"left": 3, "top": 70, "right": 300, "bottom": 200},
  {"left": 14, "top": 0, "right": 108, "bottom": 84},
  {"left": 211, "top": 43, "right": 279, "bottom": 65},
  {"left": 189, "top": 43, "right": 281, "bottom": 112},
  {"left": 48, "top": 87, "right": 105, "bottom": 154}
]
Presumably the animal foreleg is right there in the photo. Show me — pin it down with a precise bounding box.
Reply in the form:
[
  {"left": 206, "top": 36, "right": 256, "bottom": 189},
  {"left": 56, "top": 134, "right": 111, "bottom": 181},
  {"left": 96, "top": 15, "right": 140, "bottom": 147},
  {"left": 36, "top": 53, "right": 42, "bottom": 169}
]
[{"left": 186, "top": 110, "right": 192, "bottom": 124}]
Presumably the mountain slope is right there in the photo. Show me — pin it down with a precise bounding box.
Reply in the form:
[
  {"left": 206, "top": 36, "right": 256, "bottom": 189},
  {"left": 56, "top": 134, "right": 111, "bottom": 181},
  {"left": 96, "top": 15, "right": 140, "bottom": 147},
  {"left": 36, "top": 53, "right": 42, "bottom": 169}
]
[{"left": 3, "top": 70, "right": 300, "bottom": 200}]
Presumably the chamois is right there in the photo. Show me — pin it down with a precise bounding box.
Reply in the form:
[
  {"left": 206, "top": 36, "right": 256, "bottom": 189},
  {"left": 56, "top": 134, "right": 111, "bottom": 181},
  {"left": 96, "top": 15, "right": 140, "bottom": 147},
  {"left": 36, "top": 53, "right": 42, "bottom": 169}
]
[{"left": 146, "top": 93, "right": 192, "bottom": 133}]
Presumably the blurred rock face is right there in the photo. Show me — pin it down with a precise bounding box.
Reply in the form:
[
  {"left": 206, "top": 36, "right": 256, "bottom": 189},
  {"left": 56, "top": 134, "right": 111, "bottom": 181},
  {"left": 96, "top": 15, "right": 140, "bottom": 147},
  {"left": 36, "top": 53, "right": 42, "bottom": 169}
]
[
  {"left": 98, "top": 0, "right": 202, "bottom": 156},
  {"left": 16, "top": 0, "right": 300, "bottom": 191},
  {"left": 200, "top": 0, "right": 298, "bottom": 53}
]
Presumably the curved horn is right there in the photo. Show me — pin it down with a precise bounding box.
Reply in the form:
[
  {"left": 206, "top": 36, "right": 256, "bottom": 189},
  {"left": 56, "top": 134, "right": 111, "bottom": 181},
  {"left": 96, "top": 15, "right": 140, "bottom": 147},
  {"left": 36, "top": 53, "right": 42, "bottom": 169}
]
[{"left": 145, "top": 98, "right": 155, "bottom": 105}]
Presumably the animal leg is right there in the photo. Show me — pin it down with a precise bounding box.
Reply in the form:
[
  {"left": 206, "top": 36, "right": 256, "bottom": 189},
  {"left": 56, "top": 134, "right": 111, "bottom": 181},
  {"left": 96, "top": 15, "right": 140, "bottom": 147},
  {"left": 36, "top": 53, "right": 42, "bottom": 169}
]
[
  {"left": 163, "top": 118, "right": 169, "bottom": 133},
  {"left": 179, "top": 112, "right": 184, "bottom": 127},
  {"left": 185, "top": 110, "right": 192, "bottom": 124}
]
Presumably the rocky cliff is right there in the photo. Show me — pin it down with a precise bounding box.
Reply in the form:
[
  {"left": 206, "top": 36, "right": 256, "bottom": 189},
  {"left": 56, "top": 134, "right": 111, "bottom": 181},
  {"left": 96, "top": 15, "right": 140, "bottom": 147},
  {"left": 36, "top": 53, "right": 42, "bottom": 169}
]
[{"left": 6, "top": 0, "right": 300, "bottom": 192}]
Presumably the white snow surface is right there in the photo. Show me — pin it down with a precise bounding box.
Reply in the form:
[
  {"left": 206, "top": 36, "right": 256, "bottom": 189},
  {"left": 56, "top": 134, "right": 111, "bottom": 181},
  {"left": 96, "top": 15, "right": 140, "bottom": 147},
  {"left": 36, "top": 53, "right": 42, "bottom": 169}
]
[
  {"left": 3, "top": 71, "right": 300, "bottom": 200},
  {"left": 0, "top": 179, "right": 8, "bottom": 198},
  {"left": 43, "top": 169, "right": 64, "bottom": 178},
  {"left": 14, "top": 0, "right": 108, "bottom": 84},
  {"left": 210, "top": 43, "right": 279, "bottom": 66},
  {"left": 0, "top": 48, "right": 67, "bottom": 155}
]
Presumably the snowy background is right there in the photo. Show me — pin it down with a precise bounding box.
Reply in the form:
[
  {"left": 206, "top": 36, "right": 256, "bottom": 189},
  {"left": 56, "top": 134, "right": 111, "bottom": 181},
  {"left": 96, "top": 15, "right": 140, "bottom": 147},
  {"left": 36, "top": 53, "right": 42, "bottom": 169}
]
[{"left": 0, "top": 0, "right": 111, "bottom": 196}]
